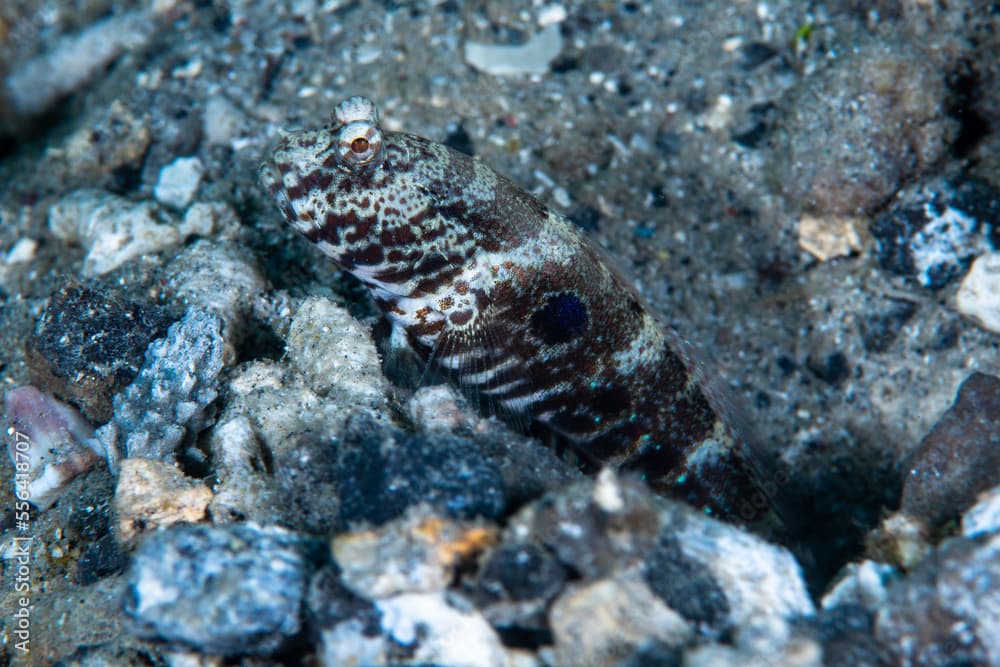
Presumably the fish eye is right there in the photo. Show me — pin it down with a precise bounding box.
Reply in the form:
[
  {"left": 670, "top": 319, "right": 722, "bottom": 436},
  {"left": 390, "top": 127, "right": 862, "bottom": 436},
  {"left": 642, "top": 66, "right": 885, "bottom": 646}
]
[{"left": 338, "top": 121, "right": 382, "bottom": 167}]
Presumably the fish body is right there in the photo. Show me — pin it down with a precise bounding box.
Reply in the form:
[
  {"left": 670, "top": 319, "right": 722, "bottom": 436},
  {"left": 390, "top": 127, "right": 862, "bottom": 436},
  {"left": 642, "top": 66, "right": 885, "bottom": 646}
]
[{"left": 260, "top": 97, "right": 769, "bottom": 521}]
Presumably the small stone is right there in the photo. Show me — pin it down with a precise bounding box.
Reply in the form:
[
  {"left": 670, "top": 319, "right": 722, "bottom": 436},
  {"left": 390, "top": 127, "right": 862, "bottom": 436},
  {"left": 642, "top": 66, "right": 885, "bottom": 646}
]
[
  {"left": 473, "top": 542, "right": 567, "bottom": 629},
  {"left": 75, "top": 533, "right": 127, "bottom": 585},
  {"left": 25, "top": 282, "right": 171, "bottom": 422},
  {"left": 318, "top": 621, "right": 387, "bottom": 667},
  {"left": 859, "top": 298, "right": 918, "bottom": 353},
  {"left": 205, "top": 414, "right": 277, "bottom": 525},
  {"left": 177, "top": 202, "right": 221, "bottom": 237},
  {"left": 643, "top": 535, "right": 730, "bottom": 633},
  {"left": 309, "top": 565, "right": 388, "bottom": 666},
  {"left": 332, "top": 508, "right": 498, "bottom": 599},
  {"left": 124, "top": 523, "right": 308, "bottom": 656},
  {"left": 285, "top": 296, "right": 387, "bottom": 406},
  {"left": 510, "top": 470, "right": 661, "bottom": 579},
  {"left": 48, "top": 189, "right": 183, "bottom": 276},
  {"left": 510, "top": 472, "right": 813, "bottom": 646},
  {"left": 477, "top": 543, "right": 567, "bottom": 605},
  {"left": 672, "top": 507, "right": 814, "bottom": 644},
  {"left": 4, "top": 385, "right": 102, "bottom": 510},
  {"left": 308, "top": 564, "right": 382, "bottom": 634},
  {"left": 901, "top": 372, "right": 1000, "bottom": 530},
  {"left": 537, "top": 4, "right": 567, "bottom": 27},
  {"left": 166, "top": 240, "right": 267, "bottom": 354},
  {"left": 548, "top": 570, "right": 691, "bottom": 667},
  {"left": 408, "top": 384, "right": 480, "bottom": 434},
  {"left": 154, "top": 156, "right": 205, "bottom": 210},
  {"left": 267, "top": 430, "right": 345, "bottom": 533},
  {"left": 798, "top": 214, "right": 864, "bottom": 261},
  {"left": 685, "top": 639, "right": 823, "bottom": 667},
  {"left": 956, "top": 252, "right": 1000, "bottom": 333},
  {"left": 820, "top": 560, "right": 899, "bottom": 612},
  {"left": 96, "top": 307, "right": 225, "bottom": 469},
  {"left": 375, "top": 592, "right": 511, "bottom": 667},
  {"left": 332, "top": 418, "right": 507, "bottom": 528},
  {"left": 4, "top": 11, "right": 154, "bottom": 117},
  {"left": 44, "top": 99, "right": 151, "bottom": 186},
  {"left": 870, "top": 178, "right": 1000, "bottom": 289},
  {"left": 866, "top": 513, "right": 932, "bottom": 570},
  {"left": 815, "top": 604, "right": 886, "bottom": 667},
  {"left": 4, "top": 237, "right": 38, "bottom": 264},
  {"left": 464, "top": 24, "right": 563, "bottom": 76},
  {"left": 113, "top": 457, "right": 212, "bottom": 545},
  {"left": 222, "top": 360, "right": 354, "bottom": 484},
  {"left": 874, "top": 532, "right": 1000, "bottom": 666},
  {"left": 962, "top": 486, "right": 1000, "bottom": 538},
  {"left": 770, "top": 39, "right": 956, "bottom": 216},
  {"left": 203, "top": 95, "right": 243, "bottom": 146}
]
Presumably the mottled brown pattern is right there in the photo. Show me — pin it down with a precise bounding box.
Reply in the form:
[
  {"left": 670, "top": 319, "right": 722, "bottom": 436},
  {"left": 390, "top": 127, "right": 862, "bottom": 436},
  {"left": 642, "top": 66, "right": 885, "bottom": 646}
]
[{"left": 259, "top": 96, "right": 772, "bottom": 523}]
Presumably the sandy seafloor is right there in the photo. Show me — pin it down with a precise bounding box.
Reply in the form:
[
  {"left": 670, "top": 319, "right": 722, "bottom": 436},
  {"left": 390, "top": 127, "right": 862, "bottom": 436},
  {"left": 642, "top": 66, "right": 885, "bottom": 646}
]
[{"left": 1, "top": 1, "right": 999, "bottom": 665}]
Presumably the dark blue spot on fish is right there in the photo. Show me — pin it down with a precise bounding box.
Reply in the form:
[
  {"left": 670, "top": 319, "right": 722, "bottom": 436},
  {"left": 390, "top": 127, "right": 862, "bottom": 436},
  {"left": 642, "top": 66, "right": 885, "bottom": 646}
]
[{"left": 531, "top": 293, "right": 588, "bottom": 344}]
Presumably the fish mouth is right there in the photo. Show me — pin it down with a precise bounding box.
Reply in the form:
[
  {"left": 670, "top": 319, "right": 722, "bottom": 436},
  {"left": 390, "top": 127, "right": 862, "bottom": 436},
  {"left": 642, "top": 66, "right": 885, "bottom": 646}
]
[{"left": 258, "top": 159, "right": 303, "bottom": 232}]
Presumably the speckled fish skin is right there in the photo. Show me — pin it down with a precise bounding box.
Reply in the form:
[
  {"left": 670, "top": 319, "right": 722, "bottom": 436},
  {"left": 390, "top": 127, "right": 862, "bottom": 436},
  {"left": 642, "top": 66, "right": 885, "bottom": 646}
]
[{"left": 260, "top": 96, "right": 770, "bottom": 522}]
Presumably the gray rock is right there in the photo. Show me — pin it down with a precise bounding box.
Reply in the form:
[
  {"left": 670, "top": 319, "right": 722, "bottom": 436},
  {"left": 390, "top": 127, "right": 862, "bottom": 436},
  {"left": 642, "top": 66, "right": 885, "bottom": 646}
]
[
  {"left": 332, "top": 507, "right": 498, "bottom": 599},
  {"left": 901, "top": 372, "right": 1000, "bottom": 530},
  {"left": 285, "top": 295, "right": 387, "bottom": 406},
  {"left": 963, "top": 485, "right": 1000, "bottom": 538},
  {"left": 47, "top": 190, "right": 188, "bottom": 277},
  {"left": 642, "top": 534, "right": 731, "bottom": 633},
  {"left": 154, "top": 157, "right": 204, "bottom": 210},
  {"left": 124, "top": 523, "right": 309, "bottom": 656},
  {"left": 821, "top": 560, "right": 899, "bottom": 613},
  {"left": 205, "top": 414, "right": 279, "bottom": 525},
  {"left": 97, "top": 307, "right": 225, "bottom": 468},
  {"left": 472, "top": 542, "right": 567, "bottom": 629},
  {"left": 41, "top": 99, "right": 151, "bottom": 190},
  {"left": 684, "top": 638, "right": 823, "bottom": 667},
  {"left": 3, "top": 10, "right": 154, "bottom": 117},
  {"left": 874, "top": 531, "right": 1000, "bottom": 665},
  {"left": 770, "top": 37, "right": 956, "bottom": 216},
  {"left": 310, "top": 557, "right": 522, "bottom": 667},
  {"left": 510, "top": 470, "right": 814, "bottom": 648},
  {"left": 165, "top": 240, "right": 268, "bottom": 355},
  {"left": 373, "top": 592, "right": 513, "bottom": 667},
  {"left": 956, "top": 252, "right": 1000, "bottom": 333},
  {"left": 548, "top": 568, "right": 692, "bottom": 667},
  {"left": 815, "top": 604, "right": 889, "bottom": 667}
]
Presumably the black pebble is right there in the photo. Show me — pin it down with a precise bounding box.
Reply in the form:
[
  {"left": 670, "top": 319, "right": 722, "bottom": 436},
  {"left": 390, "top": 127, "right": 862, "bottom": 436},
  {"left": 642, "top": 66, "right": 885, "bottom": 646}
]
[
  {"left": 333, "top": 417, "right": 507, "bottom": 528},
  {"left": 568, "top": 205, "right": 601, "bottom": 231},
  {"left": 859, "top": 299, "right": 918, "bottom": 353},
  {"left": 476, "top": 543, "right": 566, "bottom": 604},
  {"left": 25, "top": 282, "right": 172, "bottom": 422},
  {"left": 815, "top": 604, "right": 890, "bottom": 667},
  {"left": 643, "top": 535, "right": 730, "bottom": 632},
  {"left": 807, "top": 350, "right": 851, "bottom": 385},
  {"left": 76, "top": 534, "right": 127, "bottom": 585},
  {"left": 443, "top": 124, "right": 475, "bottom": 156}
]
